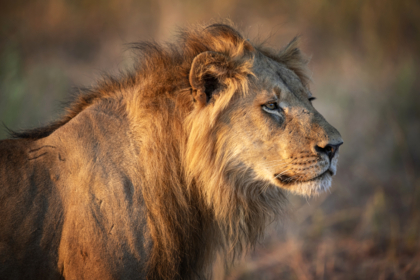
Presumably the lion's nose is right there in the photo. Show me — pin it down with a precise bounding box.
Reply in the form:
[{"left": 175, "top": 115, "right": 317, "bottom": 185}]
[{"left": 316, "top": 142, "right": 343, "bottom": 161}]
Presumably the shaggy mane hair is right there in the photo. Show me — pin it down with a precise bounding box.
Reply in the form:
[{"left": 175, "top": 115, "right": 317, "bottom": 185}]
[
  {"left": 11, "top": 23, "right": 309, "bottom": 141},
  {"left": 10, "top": 23, "right": 310, "bottom": 279}
]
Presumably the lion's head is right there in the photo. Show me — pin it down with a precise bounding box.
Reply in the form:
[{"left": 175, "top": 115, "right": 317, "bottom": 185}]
[{"left": 184, "top": 24, "right": 342, "bottom": 205}]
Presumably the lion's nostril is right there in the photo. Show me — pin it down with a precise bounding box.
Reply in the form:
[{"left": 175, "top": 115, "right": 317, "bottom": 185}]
[{"left": 316, "top": 142, "right": 343, "bottom": 161}]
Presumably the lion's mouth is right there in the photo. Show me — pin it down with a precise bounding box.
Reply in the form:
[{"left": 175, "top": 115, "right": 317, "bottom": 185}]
[{"left": 275, "top": 170, "right": 333, "bottom": 185}]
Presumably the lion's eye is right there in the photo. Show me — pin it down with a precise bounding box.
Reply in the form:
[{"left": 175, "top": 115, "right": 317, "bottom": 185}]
[{"left": 264, "top": 102, "right": 278, "bottom": 110}]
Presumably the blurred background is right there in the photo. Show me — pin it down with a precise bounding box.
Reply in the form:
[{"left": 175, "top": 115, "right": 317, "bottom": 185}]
[{"left": 1, "top": 0, "right": 419, "bottom": 279}]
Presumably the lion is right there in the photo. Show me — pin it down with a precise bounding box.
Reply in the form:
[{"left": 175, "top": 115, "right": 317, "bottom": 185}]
[{"left": 0, "top": 23, "right": 342, "bottom": 279}]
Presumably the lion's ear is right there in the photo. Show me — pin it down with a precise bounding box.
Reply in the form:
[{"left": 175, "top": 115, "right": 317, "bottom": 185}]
[
  {"left": 278, "top": 37, "right": 310, "bottom": 86},
  {"left": 189, "top": 51, "right": 229, "bottom": 106}
]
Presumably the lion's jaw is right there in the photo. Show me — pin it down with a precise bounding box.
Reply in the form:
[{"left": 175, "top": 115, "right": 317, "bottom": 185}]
[{"left": 272, "top": 152, "right": 340, "bottom": 196}]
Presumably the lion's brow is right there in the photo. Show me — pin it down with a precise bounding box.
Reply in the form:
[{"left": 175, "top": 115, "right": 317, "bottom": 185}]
[
  {"left": 273, "top": 86, "right": 282, "bottom": 98},
  {"left": 275, "top": 72, "right": 293, "bottom": 95}
]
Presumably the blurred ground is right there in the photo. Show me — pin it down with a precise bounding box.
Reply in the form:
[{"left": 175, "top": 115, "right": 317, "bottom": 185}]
[{"left": 1, "top": 0, "right": 419, "bottom": 279}]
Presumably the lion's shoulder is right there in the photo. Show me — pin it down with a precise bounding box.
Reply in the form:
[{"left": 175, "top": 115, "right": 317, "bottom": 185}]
[{"left": 0, "top": 99, "right": 151, "bottom": 279}]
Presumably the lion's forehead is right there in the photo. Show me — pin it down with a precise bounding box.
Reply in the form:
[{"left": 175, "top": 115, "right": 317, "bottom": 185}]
[{"left": 253, "top": 55, "right": 310, "bottom": 101}]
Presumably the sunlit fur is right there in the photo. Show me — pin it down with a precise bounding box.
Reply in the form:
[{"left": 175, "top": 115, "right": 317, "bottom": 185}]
[{"left": 1, "top": 22, "right": 342, "bottom": 280}]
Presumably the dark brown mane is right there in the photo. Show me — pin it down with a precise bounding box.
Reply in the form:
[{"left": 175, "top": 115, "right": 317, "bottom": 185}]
[{"left": 10, "top": 23, "right": 309, "bottom": 140}]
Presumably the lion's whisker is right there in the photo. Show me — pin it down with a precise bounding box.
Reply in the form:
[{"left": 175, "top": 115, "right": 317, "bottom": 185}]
[
  {"left": 263, "top": 158, "right": 298, "bottom": 169},
  {"left": 274, "top": 168, "right": 293, "bottom": 178}
]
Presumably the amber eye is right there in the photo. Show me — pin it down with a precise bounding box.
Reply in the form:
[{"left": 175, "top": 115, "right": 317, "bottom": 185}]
[{"left": 264, "top": 102, "right": 278, "bottom": 110}]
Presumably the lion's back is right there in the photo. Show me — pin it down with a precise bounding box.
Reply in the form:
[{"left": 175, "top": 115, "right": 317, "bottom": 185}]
[
  {"left": 0, "top": 137, "right": 65, "bottom": 278},
  {"left": 0, "top": 102, "right": 150, "bottom": 279}
]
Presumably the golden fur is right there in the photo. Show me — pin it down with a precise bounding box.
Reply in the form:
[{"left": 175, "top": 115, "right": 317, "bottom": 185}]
[{"left": 0, "top": 23, "right": 342, "bottom": 279}]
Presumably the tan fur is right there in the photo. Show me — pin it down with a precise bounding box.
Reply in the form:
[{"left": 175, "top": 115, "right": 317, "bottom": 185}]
[{"left": 0, "top": 23, "right": 342, "bottom": 279}]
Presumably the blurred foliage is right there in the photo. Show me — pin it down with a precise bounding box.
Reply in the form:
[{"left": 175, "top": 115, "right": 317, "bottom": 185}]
[{"left": 1, "top": 0, "right": 419, "bottom": 279}]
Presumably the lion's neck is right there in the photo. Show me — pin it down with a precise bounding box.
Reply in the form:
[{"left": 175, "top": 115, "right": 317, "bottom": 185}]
[{"left": 127, "top": 89, "right": 286, "bottom": 279}]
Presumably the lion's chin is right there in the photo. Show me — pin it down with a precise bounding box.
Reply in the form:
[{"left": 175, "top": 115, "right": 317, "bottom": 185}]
[{"left": 282, "top": 171, "right": 333, "bottom": 197}]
